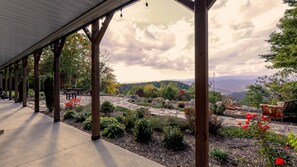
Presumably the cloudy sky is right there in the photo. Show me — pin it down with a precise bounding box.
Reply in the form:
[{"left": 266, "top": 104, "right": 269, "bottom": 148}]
[{"left": 100, "top": 0, "right": 288, "bottom": 83}]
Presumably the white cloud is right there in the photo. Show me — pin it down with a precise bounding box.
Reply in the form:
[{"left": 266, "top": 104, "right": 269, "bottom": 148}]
[{"left": 100, "top": 0, "right": 287, "bottom": 83}]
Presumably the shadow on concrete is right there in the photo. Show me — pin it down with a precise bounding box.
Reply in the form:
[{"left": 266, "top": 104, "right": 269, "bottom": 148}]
[
  {"left": 92, "top": 140, "right": 119, "bottom": 167},
  {"left": 0, "top": 107, "right": 23, "bottom": 122}
]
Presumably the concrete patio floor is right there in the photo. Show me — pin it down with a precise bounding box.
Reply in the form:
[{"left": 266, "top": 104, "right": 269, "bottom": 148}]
[{"left": 0, "top": 100, "right": 164, "bottom": 167}]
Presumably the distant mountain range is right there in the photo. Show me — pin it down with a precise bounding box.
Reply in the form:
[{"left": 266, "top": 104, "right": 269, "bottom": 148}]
[{"left": 179, "top": 75, "right": 259, "bottom": 95}]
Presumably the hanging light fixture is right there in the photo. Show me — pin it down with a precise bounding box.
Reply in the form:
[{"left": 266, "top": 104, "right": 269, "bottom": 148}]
[
  {"left": 120, "top": 8, "right": 123, "bottom": 17},
  {"left": 145, "top": 0, "right": 149, "bottom": 8}
]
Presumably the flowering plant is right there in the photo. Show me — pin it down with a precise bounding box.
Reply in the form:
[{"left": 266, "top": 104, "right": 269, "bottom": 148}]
[
  {"left": 65, "top": 98, "right": 81, "bottom": 110},
  {"left": 238, "top": 113, "right": 287, "bottom": 166}
]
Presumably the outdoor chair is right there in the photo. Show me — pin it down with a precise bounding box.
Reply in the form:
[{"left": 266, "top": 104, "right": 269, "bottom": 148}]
[
  {"left": 260, "top": 100, "right": 297, "bottom": 120},
  {"left": 66, "top": 91, "right": 77, "bottom": 100}
]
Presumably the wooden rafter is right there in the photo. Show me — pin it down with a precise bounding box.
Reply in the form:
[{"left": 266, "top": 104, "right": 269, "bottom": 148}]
[
  {"left": 83, "top": 12, "right": 114, "bottom": 44},
  {"left": 95, "top": 12, "right": 114, "bottom": 44}
]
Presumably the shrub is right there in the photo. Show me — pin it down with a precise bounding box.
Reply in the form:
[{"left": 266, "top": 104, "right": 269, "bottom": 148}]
[
  {"left": 74, "top": 106, "right": 84, "bottom": 113},
  {"left": 134, "top": 119, "right": 153, "bottom": 143},
  {"left": 148, "top": 116, "right": 167, "bottom": 132},
  {"left": 101, "top": 101, "right": 115, "bottom": 115},
  {"left": 210, "top": 148, "right": 228, "bottom": 162},
  {"left": 100, "top": 117, "right": 121, "bottom": 129},
  {"left": 209, "top": 114, "right": 223, "bottom": 135},
  {"left": 213, "top": 104, "right": 225, "bottom": 116},
  {"left": 44, "top": 76, "right": 54, "bottom": 112},
  {"left": 135, "top": 107, "right": 150, "bottom": 118},
  {"left": 154, "top": 97, "right": 165, "bottom": 103},
  {"left": 124, "top": 111, "right": 137, "bottom": 132},
  {"left": 102, "top": 123, "right": 124, "bottom": 139},
  {"left": 177, "top": 101, "right": 185, "bottom": 108},
  {"left": 115, "top": 115, "right": 125, "bottom": 124},
  {"left": 82, "top": 116, "right": 92, "bottom": 130},
  {"left": 184, "top": 107, "right": 195, "bottom": 132},
  {"left": 288, "top": 132, "right": 297, "bottom": 153},
  {"left": 73, "top": 111, "right": 90, "bottom": 122},
  {"left": 64, "top": 110, "right": 76, "bottom": 119},
  {"left": 164, "top": 103, "right": 174, "bottom": 109},
  {"left": 162, "top": 126, "right": 187, "bottom": 151},
  {"left": 135, "top": 88, "right": 144, "bottom": 97},
  {"left": 115, "top": 106, "right": 131, "bottom": 113},
  {"left": 165, "top": 116, "right": 189, "bottom": 131},
  {"left": 28, "top": 89, "right": 34, "bottom": 97},
  {"left": 148, "top": 116, "right": 189, "bottom": 132}
]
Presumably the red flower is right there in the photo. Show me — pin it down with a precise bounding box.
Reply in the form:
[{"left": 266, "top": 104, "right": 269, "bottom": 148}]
[
  {"left": 238, "top": 122, "right": 242, "bottom": 126},
  {"left": 275, "top": 158, "right": 285, "bottom": 165},
  {"left": 65, "top": 102, "right": 72, "bottom": 107},
  {"left": 286, "top": 145, "right": 289, "bottom": 150},
  {"left": 260, "top": 125, "right": 270, "bottom": 132},
  {"left": 246, "top": 113, "right": 252, "bottom": 119},
  {"left": 242, "top": 125, "right": 248, "bottom": 129},
  {"left": 262, "top": 116, "right": 269, "bottom": 121},
  {"left": 245, "top": 121, "right": 249, "bottom": 125}
]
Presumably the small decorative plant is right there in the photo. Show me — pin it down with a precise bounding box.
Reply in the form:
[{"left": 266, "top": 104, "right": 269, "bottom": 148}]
[
  {"left": 64, "top": 109, "right": 76, "bottom": 119},
  {"left": 100, "top": 101, "right": 115, "bottom": 115},
  {"left": 177, "top": 101, "right": 185, "bottom": 108},
  {"left": 210, "top": 148, "right": 228, "bottom": 163},
  {"left": 102, "top": 123, "right": 124, "bottom": 139},
  {"left": 100, "top": 117, "right": 121, "bottom": 129},
  {"left": 82, "top": 116, "right": 92, "bottom": 130},
  {"left": 162, "top": 126, "right": 187, "bottom": 151},
  {"left": 288, "top": 132, "right": 297, "bottom": 153},
  {"left": 238, "top": 113, "right": 287, "bottom": 166},
  {"left": 134, "top": 119, "right": 153, "bottom": 143},
  {"left": 65, "top": 98, "right": 81, "bottom": 110}
]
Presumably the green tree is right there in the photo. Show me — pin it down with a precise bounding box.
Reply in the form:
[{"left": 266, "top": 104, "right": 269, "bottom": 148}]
[
  {"left": 242, "top": 84, "right": 270, "bottom": 108},
  {"left": 260, "top": 2, "right": 297, "bottom": 74},
  {"left": 39, "top": 32, "right": 118, "bottom": 93},
  {"left": 143, "top": 84, "right": 158, "bottom": 98},
  {"left": 99, "top": 50, "right": 119, "bottom": 95},
  {"left": 259, "top": 1, "right": 297, "bottom": 102},
  {"left": 162, "top": 82, "right": 178, "bottom": 100}
]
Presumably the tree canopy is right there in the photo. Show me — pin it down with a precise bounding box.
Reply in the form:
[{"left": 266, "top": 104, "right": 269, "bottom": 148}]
[
  {"left": 260, "top": 2, "right": 297, "bottom": 74},
  {"left": 36, "top": 32, "right": 118, "bottom": 94}
]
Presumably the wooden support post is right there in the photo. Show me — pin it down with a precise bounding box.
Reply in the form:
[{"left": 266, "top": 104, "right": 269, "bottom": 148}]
[
  {"left": 91, "top": 19, "right": 101, "bottom": 140},
  {"left": 34, "top": 49, "right": 42, "bottom": 112},
  {"left": 52, "top": 38, "right": 66, "bottom": 122},
  {"left": 9, "top": 66, "right": 12, "bottom": 100},
  {"left": 4, "top": 69, "right": 8, "bottom": 98},
  {"left": 14, "top": 62, "right": 19, "bottom": 103},
  {"left": 0, "top": 71, "right": 2, "bottom": 91},
  {"left": 22, "top": 58, "right": 28, "bottom": 107},
  {"left": 84, "top": 13, "right": 114, "bottom": 140},
  {"left": 195, "top": 0, "right": 209, "bottom": 167}
]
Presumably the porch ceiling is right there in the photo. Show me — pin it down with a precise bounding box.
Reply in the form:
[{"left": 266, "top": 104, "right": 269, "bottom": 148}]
[{"left": 0, "top": 0, "right": 138, "bottom": 69}]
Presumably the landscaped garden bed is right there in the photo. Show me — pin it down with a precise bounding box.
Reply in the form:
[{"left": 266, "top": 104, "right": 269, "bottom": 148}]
[{"left": 39, "top": 98, "right": 297, "bottom": 167}]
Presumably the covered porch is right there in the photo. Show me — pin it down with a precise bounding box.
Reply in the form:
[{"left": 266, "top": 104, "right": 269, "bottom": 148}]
[
  {"left": 0, "top": 0, "right": 214, "bottom": 166},
  {"left": 0, "top": 100, "right": 163, "bottom": 167}
]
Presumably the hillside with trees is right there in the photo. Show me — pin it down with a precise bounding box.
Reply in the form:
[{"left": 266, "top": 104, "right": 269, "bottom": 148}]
[{"left": 119, "top": 80, "right": 190, "bottom": 95}]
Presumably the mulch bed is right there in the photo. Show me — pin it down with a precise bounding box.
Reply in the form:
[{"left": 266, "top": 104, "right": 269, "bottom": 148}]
[{"left": 39, "top": 109, "right": 297, "bottom": 167}]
